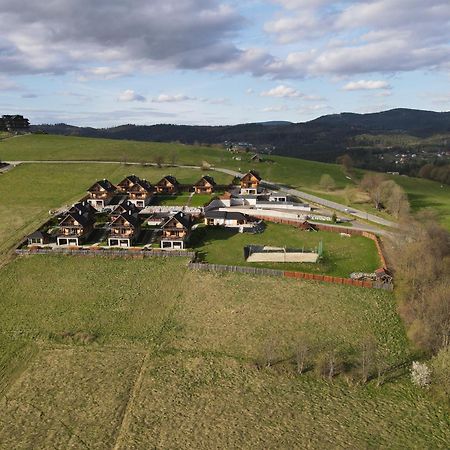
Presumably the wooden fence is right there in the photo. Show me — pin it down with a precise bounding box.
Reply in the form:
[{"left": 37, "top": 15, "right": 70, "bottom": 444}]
[
  {"left": 188, "top": 262, "right": 393, "bottom": 290},
  {"left": 252, "top": 215, "right": 390, "bottom": 271},
  {"left": 16, "top": 247, "right": 195, "bottom": 259}
]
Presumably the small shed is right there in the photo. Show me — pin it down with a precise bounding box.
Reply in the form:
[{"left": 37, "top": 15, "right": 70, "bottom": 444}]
[
  {"left": 298, "top": 220, "right": 318, "bottom": 231},
  {"left": 27, "top": 230, "right": 50, "bottom": 246}
]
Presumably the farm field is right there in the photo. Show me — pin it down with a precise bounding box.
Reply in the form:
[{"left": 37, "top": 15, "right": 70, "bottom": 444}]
[
  {"left": 0, "top": 162, "right": 232, "bottom": 259},
  {"left": 0, "top": 256, "right": 449, "bottom": 448},
  {"left": 192, "top": 222, "right": 380, "bottom": 277},
  {"left": 2, "top": 134, "right": 449, "bottom": 228}
]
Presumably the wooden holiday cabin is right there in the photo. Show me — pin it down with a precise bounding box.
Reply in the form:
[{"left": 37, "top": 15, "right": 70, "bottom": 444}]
[
  {"left": 116, "top": 175, "right": 142, "bottom": 193},
  {"left": 107, "top": 211, "right": 141, "bottom": 247},
  {"left": 127, "top": 179, "right": 154, "bottom": 208},
  {"left": 155, "top": 176, "right": 179, "bottom": 195},
  {"left": 160, "top": 212, "right": 191, "bottom": 250},
  {"left": 87, "top": 179, "right": 116, "bottom": 210},
  {"left": 56, "top": 211, "right": 94, "bottom": 246},
  {"left": 109, "top": 201, "right": 138, "bottom": 221},
  {"left": 193, "top": 175, "right": 216, "bottom": 194},
  {"left": 240, "top": 170, "right": 261, "bottom": 195}
]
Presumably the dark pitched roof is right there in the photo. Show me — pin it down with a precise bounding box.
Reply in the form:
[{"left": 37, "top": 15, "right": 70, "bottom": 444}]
[
  {"left": 162, "top": 212, "right": 191, "bottom": 229},
  {"left": 113, "top": 201, "right": 138, "bottom": 214},
  {"left": 195, "top": 175, "right": 216, "bottom": 186},
  {"left": 110, "top": 211, "right": 140, "bottom": 228},
  {"left": 157, "top": 175, "right": 179, "bottom": 186},
  {"left": 129, "top": 178, "right": 154, "bottom": 193},
  {"left": 243, "top": 170, "right": 261, "bottom": 181},
  {"left": 59, "top": 212, "right": 94, "bottom": 227},
  {"left": 88, "top": 179, "right": 116, "bottom": 192},
  {"left": 28, "top": 230, "right": 49, "bottom": 240},
  {"left": 205, "top": 210, "right": 249, "bottom": 221},
  {"left": 118, "top": 175, "right": 141, "bottom": 186},
  {"left": 69, "top": 201, "right": 96, "bottom": 216}
]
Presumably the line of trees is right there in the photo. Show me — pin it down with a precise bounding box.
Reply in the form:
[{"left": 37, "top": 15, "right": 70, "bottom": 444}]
[
  {"left": 256, "top": 334, "right": 392, "bottom": 387},
  {"left": 418, "top": 163, "right": 450, "bottom": 185},
  {"left": 359, "top": 173, "right": 410, "bottom": 218},
  {"left": 385, "top": 212, "right": 450, "bottom": 404}
]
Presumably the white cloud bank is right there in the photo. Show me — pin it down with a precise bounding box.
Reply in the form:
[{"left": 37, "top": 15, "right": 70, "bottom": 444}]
[
  {"left": 343, "top": 80, "right": 391, "bottom": 91},
  {"left": 117, "top": 89, "right": 146, "bottom": 102}
]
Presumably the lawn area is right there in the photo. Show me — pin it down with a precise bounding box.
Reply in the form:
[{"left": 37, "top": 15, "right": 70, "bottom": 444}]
[
  {"left": 192, "top": 222, "right": 380, "bottom": 277},
  {"left": 0, "top": 162, "right": 232, "bottom": 259},
  {"left": 156, "top": 192, "right": 219, "bottom": 207},
  {"left": 0, "top": 255, "right": 449, "bottom": 448}
]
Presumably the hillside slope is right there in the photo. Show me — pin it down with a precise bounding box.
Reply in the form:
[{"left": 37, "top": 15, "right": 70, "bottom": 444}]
[{"left": 31, "top": 108, "right": 450, "bottom": 162}]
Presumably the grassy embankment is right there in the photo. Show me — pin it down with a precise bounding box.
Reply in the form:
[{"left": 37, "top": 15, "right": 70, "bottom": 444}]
[{"left": 1, "top": 134, "right": 449, "bottom": 229}]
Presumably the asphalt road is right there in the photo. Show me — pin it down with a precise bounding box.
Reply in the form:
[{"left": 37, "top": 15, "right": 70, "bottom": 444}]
[{"left": 212, "top": 167, "right": 397, "bottom": 228}]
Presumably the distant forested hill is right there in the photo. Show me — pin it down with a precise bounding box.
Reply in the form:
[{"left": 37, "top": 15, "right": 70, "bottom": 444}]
[{"left": 32, "top": 108, "right": 450, "bottom": 163}]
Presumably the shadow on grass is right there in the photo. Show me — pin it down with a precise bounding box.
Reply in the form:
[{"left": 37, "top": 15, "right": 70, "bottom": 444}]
[{"left": 407, "top": 192, "right": 445, "bottom": 211}]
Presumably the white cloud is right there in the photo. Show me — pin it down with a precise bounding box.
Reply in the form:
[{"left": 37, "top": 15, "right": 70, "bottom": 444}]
[
  {"left": 262, "top": 105, "right": 289, "bottom": 112},
  {"left": 152, "top": 94, "right": 195, "bottom": 103},
  {"left": 0, "top": 76, "right": 19, "bottom": 91},
  {"left": 0, "top": 0, "right": 245, "bottom": 75},
  {"left": 78, "top": 66, "right": 133, "bottom": 81},
  {"left": 261, "top": 84, "right": 302, "bottom": 98},
  {"left": 263, "top": 0, "right": 450, "bottom": 78},
  {"left": 117, "top": 89, "right": 146, "bottom": 102},
  {"left": 343, "top": 80, "right": 391, "bottom": 91}
]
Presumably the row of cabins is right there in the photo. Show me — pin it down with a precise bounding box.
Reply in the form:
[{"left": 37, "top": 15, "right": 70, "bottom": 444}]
[
  {"left": 86, "top": 174, "right": 217, "bottom": 210},
  {"left": 30, "top": 199, "right": 194, "bottom": 249},
  {"left": 87, "top": 171, "right": 263, "bottom": 211}
]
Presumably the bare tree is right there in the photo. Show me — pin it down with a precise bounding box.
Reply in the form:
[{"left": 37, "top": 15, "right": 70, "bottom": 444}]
[
  {"left": 294, "top": 339, "right": 311, "bottom": 375},
  {"left": 170, "top": 151, "right": 178, "bottom": 166},
  {"left": 319, "top": 174, "right": 336, "bottom": 191},
  {"left": 154, "top": 155, "right": 165, "bottom": 168},
  {"left": 359, "top": 336, "right": 378, "bottom": 384},
  {"left": 360, "top": 173, "right": 386, "bottom": 210},
  {"left": 315, "top": 349, "right": 343, "bottom": 380},
  {"left": 384, "top": 182, "right": 410, "bottom": 218},
  {"left": 257, "top": 337, "right": 279, "bottom": 368},
  {"left": 337, "top": 154, "right": 354, "bottom": 175}
]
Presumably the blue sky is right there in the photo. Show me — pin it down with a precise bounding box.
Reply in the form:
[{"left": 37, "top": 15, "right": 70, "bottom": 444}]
[{"left": 0, "top": 0, "right": 449, "bottom": 127}]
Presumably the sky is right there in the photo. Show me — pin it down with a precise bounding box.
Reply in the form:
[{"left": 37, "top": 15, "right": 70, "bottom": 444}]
[{"left": 0, "top": 0, "right": 449, "bottom": 127}]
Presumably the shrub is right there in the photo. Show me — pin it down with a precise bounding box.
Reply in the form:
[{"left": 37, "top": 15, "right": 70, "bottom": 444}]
[{"left": 410, "top": 361, "right": 431, "bottom": 388}]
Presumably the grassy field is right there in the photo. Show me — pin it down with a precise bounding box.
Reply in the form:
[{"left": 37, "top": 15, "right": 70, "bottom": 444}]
[
  {"left": 2, "top": 134, "right": 449, "bottom": 228},
  {"left": 192, "top": 223, "right": 380, "bottom": 277},
  {"left": 0, "top": 256, "right": 449, "bottom": 448},
  {"left": 0, "top": 140, "right": 449, "bottom": 447}
]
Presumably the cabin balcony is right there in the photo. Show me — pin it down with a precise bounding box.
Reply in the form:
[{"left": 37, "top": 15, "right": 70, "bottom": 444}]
[
  {"left": 61, "top": 227, "right": 84, "bottom": 236},
  {"left": 110, "top": 228, "right": 134, "bottom": 237}
]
